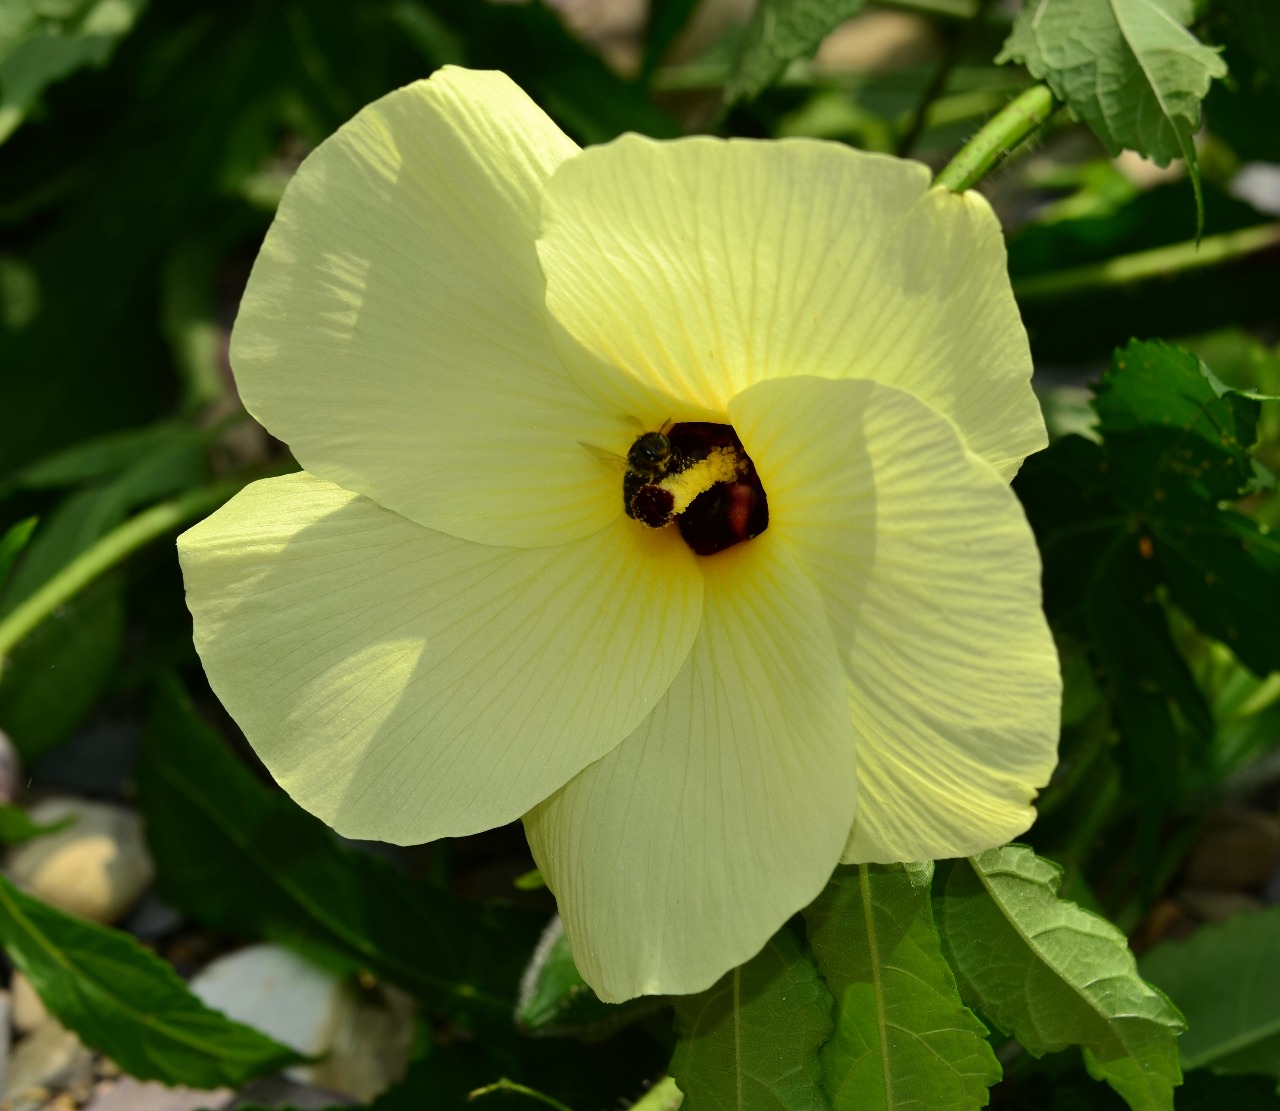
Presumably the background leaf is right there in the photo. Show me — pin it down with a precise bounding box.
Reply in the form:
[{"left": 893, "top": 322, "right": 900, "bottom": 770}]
[
  {"left": 0, "top": 0, "right": 148, "bottom": 143},
  {"left": 0, "top": 514, "right": 35, "bottom": 598},
  {"left": 670, "top": 927, "right": 832, "bottom": 1111},
  {"left": 0, "top": 872, "right": 300, "bottom": 1086},
  {"left": 0, "top": 578, "right": 124, "bottom": 761},
  {"left": 805, "top": 863, "right": 1000, "bottom": 1111},
  {"left": 938, "top": 847, "right": 1185, "bottom": 1111},
  {"left": 724, "top": 0, "right": 869, "bottom": 105},
  {"left": 1015, "top": 341, "right": 1278, "bottom": 837},
  {"left": 1139, "top": 905, "right": 1280, "bottom": 1080}
]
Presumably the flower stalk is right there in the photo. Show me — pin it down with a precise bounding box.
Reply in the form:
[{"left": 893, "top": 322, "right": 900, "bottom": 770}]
[{"left": 933, "top": 84, "right": 1060, "bottom": 193}]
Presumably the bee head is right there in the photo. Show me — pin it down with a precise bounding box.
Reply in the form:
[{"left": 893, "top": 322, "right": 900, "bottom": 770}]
[{"left": 627, "top": 431, "right": 674, "bottom": 474}]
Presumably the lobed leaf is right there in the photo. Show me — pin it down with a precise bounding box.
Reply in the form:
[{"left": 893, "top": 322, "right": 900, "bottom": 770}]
[
  {"left": 1015, "top": 341, "right": 1278, "bottom": 828},
  {"left": 670, "top": 927, "right": 832, "bottom": 1111},
  {"left": 938, "top": 846, "right": 1185, "bottom": 1111},
  {"left": 724, "top": 0, "right": 869, "bottom": 105},
  {"left": 998, "top": 0, "right": 1226, "bottom": 223},
  {"left": 0, "top": 873, "right": 299, "bottom": 1087},
  {"left": 998, "top": 0, "right": 1225, "bottom": 165},
  {"left": 1140, "top": 905, "right": 1280, "bottom": 1080},
  {"left": 805, "top": 863, "right": 1000, "bottom": 1111}
]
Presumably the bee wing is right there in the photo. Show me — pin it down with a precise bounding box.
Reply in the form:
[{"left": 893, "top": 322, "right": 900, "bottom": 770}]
[{"left": 579, "top": 441, "right": 628, "bottom": 470}]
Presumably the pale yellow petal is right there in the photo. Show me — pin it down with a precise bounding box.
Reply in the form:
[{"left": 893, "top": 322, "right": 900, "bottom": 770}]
[
  {"left": 231, "top": 67, "right": 640, "bottom": 547},
  {"left": 178, "top": 472, "right": 703, "bottom": 843},
  {"left": 538, "top": 135, "right": 1042, "bottom": 477},
  {"left": 729, "top": 376, "right": 1060, "bottom": 863},
  {"left": 525, "top": 533, "right": 856, "bottom": 1002}
]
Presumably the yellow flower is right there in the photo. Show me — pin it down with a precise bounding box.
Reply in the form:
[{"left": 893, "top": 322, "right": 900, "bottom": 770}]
[{"left": 178, "top": 67, "right": 1061, "bottom": 1002}]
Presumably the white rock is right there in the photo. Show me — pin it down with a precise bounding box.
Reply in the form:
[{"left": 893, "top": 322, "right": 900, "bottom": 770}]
[
  {"left": 310, "top": 978, "right": 416, "bottom": 1101},
  {"left": 189, "top": 943, "right": 415, "bottom": 1101},
  {"left": 6, "top": 798, "right": 155, "bottom": 925},
  {"left": 189, "top": 944, "right": 338, "bottom": 1058}
]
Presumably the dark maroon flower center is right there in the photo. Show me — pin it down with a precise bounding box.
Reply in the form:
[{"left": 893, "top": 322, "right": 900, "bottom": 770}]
[{"left": 622, "top": 422, "right": 769, "bottom": 556}]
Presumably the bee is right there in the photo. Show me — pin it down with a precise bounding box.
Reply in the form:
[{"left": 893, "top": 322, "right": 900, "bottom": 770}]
[
  {"left": 622, "top": 427, "right": 685, "bottom": 518},
  {"left": 581, "top": 420, "right": 768, "bottom": 552}
]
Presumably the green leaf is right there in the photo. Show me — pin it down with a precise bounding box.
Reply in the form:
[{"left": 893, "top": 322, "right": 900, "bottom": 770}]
[
  {"left": 0, "top": 515, "right": 36, "bottom": 592},
  {"left": 137, "top": 677, "right": 535, "bottom": 1023},
  {"left": 670, "top": 927, "right": 832, "bottom": 1111},
  {"left": 1139, "top": 905, "right": 1280, "bottom": 1079},
  {"left": 0, "top": 579, "right": 124, "bottom": 761},
  {"left": 0, "top": 801, "right": 74, "bottom": 845},
  {"left": 1015, "top": 341, "right": 1278, "bottom": 828},
  {"left": 0, "top": 873, "right": 299, "bottom": 1087},
  {"left": 2, "top": 419, "right": 202, "bottom": 494},
  {"left": 1, "top": 421, "right": 208, "bottom": 609},
  {"left": 938, "top": 847, "right": 1185, "bottom": 1111},
  {"left": 997, "top": 0, "right": 1226, "bottom": 224},
  {"left": 0, "top": 0, "right": 148, "bottom": 144},
  {"left": 516, "top": 916, "right": 666, "bottom": 1038},
  {"left": 724, "top": 0, "right": 869, "bottom": 105},
  {"left": 805, "top": 863, "right": 1000, "bottom": 1111}
]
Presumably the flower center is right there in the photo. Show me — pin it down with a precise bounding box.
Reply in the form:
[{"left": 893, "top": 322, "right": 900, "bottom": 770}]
[{"left": 623, "top": 423, "right": 769, "bottom": 556}]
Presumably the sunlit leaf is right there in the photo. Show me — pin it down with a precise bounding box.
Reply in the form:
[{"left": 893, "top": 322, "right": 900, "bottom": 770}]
[
  {"left": 998, "top": 0, "right": 1226, "bottom": 224},
  {"left": 0, "top": 873, "right": 299, "bottom": 1086},
  {"left": 725, "top": 0, "right": 869, "bottom": 105},
  {"left": 670, "top": 927, "right": 832, "bottom": 1111},
  {"left": 805, "top": 863, "right": 1000, "bottom": 1111},
  {"left": 938, "top": 847, "right": 1184, "bottom": 1111},
  {"left": 1140, "top": 905, "right": 1280, "bottom": 1080}
]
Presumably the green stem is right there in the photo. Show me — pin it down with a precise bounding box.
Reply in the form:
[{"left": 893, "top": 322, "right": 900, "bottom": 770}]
[
  {"left": 933, "top": 84, "right": 1060, "bottom": 192},
  {"left": 468, "top": 1078, "right": 574, "bottom": 1111},
  {"left": 1013, "top": 222, "right": 1280, "bottom": 299},
  {"left": 0, "top": 476, "right": 253, "bottom": 669}
]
